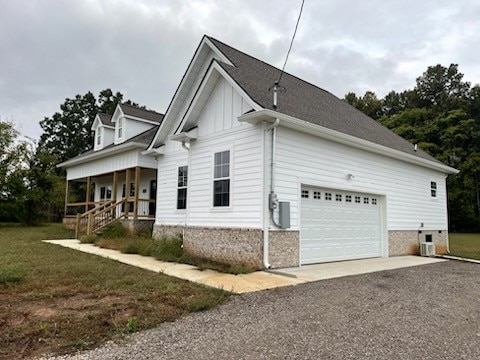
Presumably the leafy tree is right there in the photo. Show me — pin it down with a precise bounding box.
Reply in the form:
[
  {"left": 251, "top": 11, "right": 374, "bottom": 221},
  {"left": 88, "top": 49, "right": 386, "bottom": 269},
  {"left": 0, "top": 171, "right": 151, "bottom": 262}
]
[
  {"left": 38, "top": 89, "right": 140, "bottom": 164},
  {"left": 345, "top": 63, "right": 480, "bottom": 232},
  {"left": 344, "top": 91, "right": 383, "bottom": 119},
  {"left": 415, "top": 64, "right": 470, "bottom": 111},
  {"left": 0, "top": 120, "right": 30, "bottom": 197}
]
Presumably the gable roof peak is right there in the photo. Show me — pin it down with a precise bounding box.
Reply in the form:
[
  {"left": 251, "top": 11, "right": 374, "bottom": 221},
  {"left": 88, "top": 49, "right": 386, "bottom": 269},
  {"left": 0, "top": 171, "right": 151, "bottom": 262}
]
[{"left": 119, "top": 103, "right": 165, "bottom": 124}]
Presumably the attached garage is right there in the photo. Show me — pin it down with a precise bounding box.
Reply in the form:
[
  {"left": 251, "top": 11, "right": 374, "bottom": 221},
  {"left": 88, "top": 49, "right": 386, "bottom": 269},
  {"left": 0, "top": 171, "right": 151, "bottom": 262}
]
[{"left": 300, "top": 186, "right": 385, "bottom": 265}]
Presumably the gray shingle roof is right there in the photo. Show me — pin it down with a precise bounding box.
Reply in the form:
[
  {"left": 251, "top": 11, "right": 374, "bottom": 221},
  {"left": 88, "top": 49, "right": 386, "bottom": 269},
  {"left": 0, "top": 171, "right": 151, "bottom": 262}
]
[
  {"left": 98, "top": 113, "right": 114, "bottom": 127},
  {"left": 61, "top": 125, "right": 159, "bottom": 164},
  {"left": 120, "top": 103, "right": 165, "bottom": 123},
  {"left": 207, "top": 37, "right": 441, "bottom": 164}
]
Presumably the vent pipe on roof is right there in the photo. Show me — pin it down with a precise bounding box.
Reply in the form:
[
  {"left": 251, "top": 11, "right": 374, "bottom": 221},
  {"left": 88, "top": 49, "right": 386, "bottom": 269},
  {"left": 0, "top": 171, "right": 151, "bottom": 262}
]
[
  {"left": 270, "top": 81, "right": 285, "bottom": 110},
  {"left": 273, "top": 81, "right": 279, "bottom": 109}
]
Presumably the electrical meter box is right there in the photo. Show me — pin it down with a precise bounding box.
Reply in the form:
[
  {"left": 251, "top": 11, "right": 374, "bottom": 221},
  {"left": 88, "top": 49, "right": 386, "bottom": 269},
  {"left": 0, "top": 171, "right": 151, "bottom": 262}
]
[{"left": 279, "top": 202, "right": 290, "bottom": 229}]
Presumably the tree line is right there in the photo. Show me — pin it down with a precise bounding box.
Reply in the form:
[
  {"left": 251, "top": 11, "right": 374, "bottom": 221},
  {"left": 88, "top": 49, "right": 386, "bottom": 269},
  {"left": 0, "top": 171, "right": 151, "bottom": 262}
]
[
  {"left": 345, "top": 64, "right": 480, "bottom": 232},
  {"left": 0, "top": 89, "right": 139, "bottom": 224},
  {"left": 1, "top": 65, "right": 479, "bottom": 231}
]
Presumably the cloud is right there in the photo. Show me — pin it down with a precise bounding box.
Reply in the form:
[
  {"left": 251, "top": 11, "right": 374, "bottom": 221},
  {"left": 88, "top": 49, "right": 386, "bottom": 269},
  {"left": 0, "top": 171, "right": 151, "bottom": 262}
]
[{"left": 0, "top": 0, "right": 478, "bottom": 139}]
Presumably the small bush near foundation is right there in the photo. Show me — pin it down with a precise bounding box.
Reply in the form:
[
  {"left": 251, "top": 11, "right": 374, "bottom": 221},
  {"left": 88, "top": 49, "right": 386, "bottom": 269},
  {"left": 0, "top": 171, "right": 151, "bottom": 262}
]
[
  {"left": 93, "top": 233, "right": 256, "bottom": 275},
  {"left": 80, "top": 234, "right": 97, "bottom": 244},
  {"left": 101, "top": 222, "right": 126, "bottom": 238},
  {"left": 121, "top": 236, "right": 183, "bottom": 261}
]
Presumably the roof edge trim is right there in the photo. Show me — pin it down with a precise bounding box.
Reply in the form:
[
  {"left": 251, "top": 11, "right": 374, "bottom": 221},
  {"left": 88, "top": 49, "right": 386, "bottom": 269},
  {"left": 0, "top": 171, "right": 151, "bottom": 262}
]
[
  {"left": 57, "top": 142, "right": 146, "bottom": 168},
  {"left": 239, "top": 110, "right": 459, "bottom": 175}
]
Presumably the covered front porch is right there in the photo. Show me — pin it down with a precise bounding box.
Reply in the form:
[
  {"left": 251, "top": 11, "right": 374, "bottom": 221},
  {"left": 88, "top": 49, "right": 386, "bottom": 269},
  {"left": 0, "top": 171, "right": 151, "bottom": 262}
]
[{"left": 64, "top": 167, "right": 157, "bottom": 236}]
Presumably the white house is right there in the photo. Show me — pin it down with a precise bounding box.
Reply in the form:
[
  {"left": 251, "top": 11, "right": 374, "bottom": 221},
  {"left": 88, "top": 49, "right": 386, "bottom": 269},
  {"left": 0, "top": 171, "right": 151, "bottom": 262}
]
[
  {"left": 60, "top": 35, "right": 458, "bottom": 269},
  {"left": 59, "top": 103, "right": 164, "bottom": 235},
  {"left": 145, "top": 36, "right": 458, "bottom": 269}
]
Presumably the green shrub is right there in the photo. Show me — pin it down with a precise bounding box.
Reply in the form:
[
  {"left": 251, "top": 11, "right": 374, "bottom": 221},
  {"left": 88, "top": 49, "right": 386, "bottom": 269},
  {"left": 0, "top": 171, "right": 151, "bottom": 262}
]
[
  {"left": 80, "top": 235, "right": 97, "bottom": 244},
  {"left": 125, "top": 316, "right": 138, "bottom": 333},
  {"left": 101, "top": 222, "right": 126, "bottom": 238}
]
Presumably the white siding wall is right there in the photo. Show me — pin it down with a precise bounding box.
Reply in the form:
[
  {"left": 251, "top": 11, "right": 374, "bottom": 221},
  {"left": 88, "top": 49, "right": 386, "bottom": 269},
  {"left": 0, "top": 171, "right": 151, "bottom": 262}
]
[
  {"left": 156, "top": 78, "right": 262, "bottom": 228},
  {"left": 103, "top": 128, "right": 114, "bottom": 147},
  {"left": 67, "top": 149, "right": 157, "bottom": 180},
  {"left": 156, "top": 141, "right": 189, "bottom": 225},
  {"left": 274, "top": 127, "right": 448, "bottom": 231},
  {"left": 124, "top": 118, "right": 154, "bottom": 142},
  {"left": 187, "top": 126, "right": 263, "bottom": 227}
]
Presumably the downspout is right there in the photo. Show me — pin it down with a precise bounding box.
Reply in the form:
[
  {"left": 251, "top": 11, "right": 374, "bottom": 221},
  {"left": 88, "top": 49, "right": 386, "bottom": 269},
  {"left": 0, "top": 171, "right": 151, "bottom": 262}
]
[
  {"left": 182, "top": 140, "right": 190, "bottom": 238},
  {"left": 263, "top": 118, "right": 280, "bottom": 269}
]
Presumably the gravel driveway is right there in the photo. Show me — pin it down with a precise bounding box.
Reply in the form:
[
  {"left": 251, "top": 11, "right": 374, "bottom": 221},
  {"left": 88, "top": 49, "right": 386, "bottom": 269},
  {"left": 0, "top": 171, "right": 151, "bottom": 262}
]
[{"left": 45, "top": 260, "right": 479, "bottom": 360}]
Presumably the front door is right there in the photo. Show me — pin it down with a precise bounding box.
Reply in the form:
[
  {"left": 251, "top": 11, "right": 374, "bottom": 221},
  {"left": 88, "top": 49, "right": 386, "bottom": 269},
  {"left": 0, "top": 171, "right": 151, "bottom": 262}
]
[{"left": 149, "top": 180, "right": 157, "bottom": 216}]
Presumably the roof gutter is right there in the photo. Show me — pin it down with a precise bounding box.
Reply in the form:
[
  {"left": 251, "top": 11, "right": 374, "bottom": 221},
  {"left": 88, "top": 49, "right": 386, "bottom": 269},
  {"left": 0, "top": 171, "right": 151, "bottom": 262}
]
[
  {"left": 239, "top": 109, "right": 459, "bottom": 175},
  {"left": 141, "top": 145, "right": 165, "bottom": 157}
]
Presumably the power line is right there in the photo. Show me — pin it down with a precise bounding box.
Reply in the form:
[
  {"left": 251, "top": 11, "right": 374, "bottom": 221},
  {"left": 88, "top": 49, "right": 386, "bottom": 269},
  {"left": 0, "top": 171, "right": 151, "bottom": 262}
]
[{"left": 277, "top": 0, "right": 305, "bottom": 85}]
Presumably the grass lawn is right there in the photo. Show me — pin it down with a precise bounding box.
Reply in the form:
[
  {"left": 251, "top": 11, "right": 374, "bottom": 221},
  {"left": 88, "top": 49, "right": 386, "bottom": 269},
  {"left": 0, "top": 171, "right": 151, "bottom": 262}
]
[
  {"left": 448, "top": 233, "right": 480, "bottom": 260},
  {"left": 0, "top": 223, "right": 230, "bottom": 359}
]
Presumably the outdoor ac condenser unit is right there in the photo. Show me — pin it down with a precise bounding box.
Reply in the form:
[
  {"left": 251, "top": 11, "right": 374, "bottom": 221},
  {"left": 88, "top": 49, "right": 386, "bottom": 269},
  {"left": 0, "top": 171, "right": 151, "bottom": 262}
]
[{"left": 420, "top": 242, "right": 435, "bottom": 257}]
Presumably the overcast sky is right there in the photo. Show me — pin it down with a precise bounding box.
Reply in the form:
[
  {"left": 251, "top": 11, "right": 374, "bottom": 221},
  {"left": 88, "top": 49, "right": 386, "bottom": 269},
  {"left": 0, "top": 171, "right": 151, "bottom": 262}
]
[{"left": 1, "top": 0, "right": 479, "bottom": 140}]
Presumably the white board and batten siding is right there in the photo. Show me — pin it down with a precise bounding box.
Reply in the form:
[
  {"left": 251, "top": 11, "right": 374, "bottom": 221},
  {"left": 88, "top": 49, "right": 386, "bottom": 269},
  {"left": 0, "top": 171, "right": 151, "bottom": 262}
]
[
  {"left": 274, "top": 126, "right": 448, "bottom": 232},
  {"left": 67, "top": 149, "right": 157, "bottom": 180},
  {"left": 156, "top": 77, "right": 263, "bottom": 228},
  {"left": 124, "top": 120, "right": 154, "bottom": 143}
]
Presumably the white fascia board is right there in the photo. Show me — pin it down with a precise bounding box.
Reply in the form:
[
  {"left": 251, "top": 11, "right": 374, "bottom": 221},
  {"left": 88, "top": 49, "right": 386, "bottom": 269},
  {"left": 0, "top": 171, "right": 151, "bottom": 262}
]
[
  {"left": 57, "top": 142, "right": 145, "bottom": 168},
  {"left": 174, "top": 61, "right": 261, "bottom": 135},
  {"left": 110, "top": 105, "right": 123, "bottom": 123},
  {"left": 91, "top": 116, "right": 101, "bottom": 131},
  {"left": 147, "top": 37, "right": 234, "bottom": 151},
  {"left": 203, "top": 37, "right": 233, "bottom": 65},
  {"left": 141, "top": 145, "right": 165, "bottom": 156},
  {"left": 123, "top": 115, "right": 160, "bottom": 126},
  {"left": 170, "top": 127, "right": 198, "bottom": 142},
  {"left": 239, "top": 109, "right": 459, "bottom": 175}
]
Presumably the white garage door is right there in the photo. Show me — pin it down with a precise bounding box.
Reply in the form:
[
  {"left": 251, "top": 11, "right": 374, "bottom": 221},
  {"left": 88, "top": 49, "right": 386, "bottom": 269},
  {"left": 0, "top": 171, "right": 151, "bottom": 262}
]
[{"left": 300, "top": 187, "right": 383, "bottom": 265}]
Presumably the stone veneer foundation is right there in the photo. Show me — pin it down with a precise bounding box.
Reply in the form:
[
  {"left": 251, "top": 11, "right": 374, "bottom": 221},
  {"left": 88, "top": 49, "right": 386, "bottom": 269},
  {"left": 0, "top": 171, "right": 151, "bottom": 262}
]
[
  {"left": 269, "top": 230, "right": 300, "bottom": 268},
  {"left": 152, "top": 225, "right": 299, "bottom": 269},
  {"left": 388, "top": 230, "right": 448, "bottom": 256},
  {"left": 119, "top": 219, "right": 154, "bottom": 235},
  {"left": 152, "top": 225, "right": 449, "bottom": 269}
]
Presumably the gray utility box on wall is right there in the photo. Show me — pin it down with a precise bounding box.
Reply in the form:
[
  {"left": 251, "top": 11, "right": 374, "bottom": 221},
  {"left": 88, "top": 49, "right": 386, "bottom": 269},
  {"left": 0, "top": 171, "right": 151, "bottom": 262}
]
[{"left": 279, "top": 202, "right": 290, "bottom": 229}]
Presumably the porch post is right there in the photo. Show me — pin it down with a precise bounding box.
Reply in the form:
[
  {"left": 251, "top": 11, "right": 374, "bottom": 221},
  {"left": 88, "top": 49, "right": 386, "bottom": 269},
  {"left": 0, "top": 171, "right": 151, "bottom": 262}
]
[
  {"left": 64, "top": 180, "right": 70, "bottom": 217},
  {"left": 125, "top": 168, "right": 130, "bottom": 219},
  {"left": 134, "top": 166, "right": 140, "bottom": 219},
  {"left": 112, "top": 171, "right": 118, "bottom": 202},
  {"left": 85, "top": 176, "right": 91, "bottom": 212}
]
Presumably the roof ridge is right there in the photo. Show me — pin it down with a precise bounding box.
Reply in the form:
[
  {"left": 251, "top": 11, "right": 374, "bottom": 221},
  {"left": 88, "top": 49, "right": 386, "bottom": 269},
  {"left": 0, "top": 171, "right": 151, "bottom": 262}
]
[
  {"left": 206, "top": 36, "right": 338, "bottom": 99},
  {"left": 120, "top": 102, "right": 165, "bottom": 116}
]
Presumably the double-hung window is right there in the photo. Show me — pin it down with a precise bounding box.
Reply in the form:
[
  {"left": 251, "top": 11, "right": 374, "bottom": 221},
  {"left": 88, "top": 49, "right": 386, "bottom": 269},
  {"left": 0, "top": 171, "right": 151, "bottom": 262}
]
[
  {"left": 96, "top": 127, "right": 102, "bottom": 147},
  {"left": 177, "top": 166, "right": 188, "bottom": 210},
  {"left": 431, "top": 181, "right": 437, "bottom": 197},
  {"left": 117, "top": 118, "right": 123, "bottom": 139},
  {"left": 213, "top": 150, "right": 230, "bottom": 207}
]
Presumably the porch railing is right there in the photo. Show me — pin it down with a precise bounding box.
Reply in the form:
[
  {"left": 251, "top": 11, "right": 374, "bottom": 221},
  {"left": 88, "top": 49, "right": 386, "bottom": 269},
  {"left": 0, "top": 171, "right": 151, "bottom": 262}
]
[{"left": 74, "top": 198, "right": 156, "bottom": 238}]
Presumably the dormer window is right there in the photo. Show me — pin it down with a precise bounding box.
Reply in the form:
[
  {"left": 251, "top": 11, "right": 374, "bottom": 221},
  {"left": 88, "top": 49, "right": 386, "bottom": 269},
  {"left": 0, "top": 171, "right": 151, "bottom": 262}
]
[
  {"left": 94, "top": 126, "right": 104, "bottom": 150},
  {"left": 117, "top": 117, "right": 124, "bottom": 139},
  {"left": 96, "top": 127, "right": 102, "bottom": 146}
]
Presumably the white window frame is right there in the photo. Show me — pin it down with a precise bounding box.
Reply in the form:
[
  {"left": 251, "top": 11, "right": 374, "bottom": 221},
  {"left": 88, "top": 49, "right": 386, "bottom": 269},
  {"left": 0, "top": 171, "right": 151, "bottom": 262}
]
[
  {"left": 212, "top": 149, "right": 231, "bottom": 209},
  {"left": 117, "top": 117, "right": 124, "bottom": 140},
  {"left": 177, "top": 165, "right": 188, "bottom": 210},
  {"left": 96, "top": 127, "right": 102, "bottom": 147},
  {"left": 430, "top": 181, "right": 437, "bottom": 198}
]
